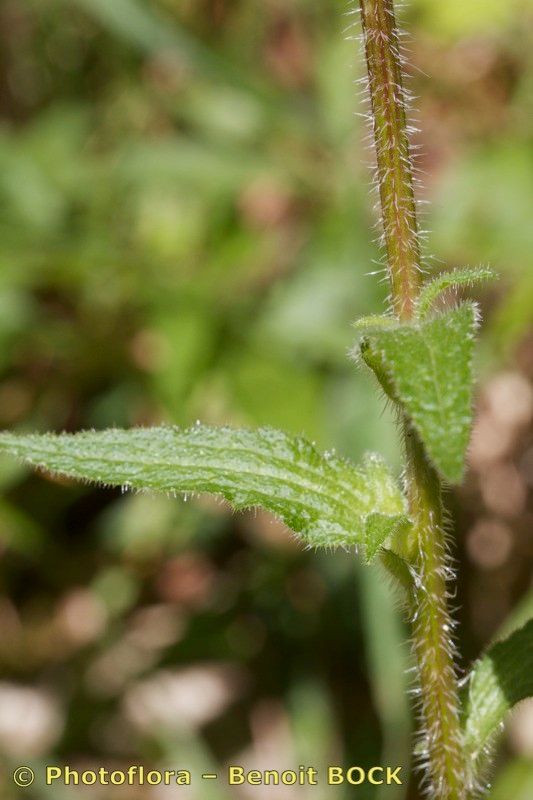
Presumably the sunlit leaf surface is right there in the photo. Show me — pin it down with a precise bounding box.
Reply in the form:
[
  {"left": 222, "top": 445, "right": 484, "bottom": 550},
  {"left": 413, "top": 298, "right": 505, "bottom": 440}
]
[
  {"left": 0, "top": 425, "right": 408, "bottom": 559},
  {"left": 357, "top": 304, "right": 477, "bottom": 482}
]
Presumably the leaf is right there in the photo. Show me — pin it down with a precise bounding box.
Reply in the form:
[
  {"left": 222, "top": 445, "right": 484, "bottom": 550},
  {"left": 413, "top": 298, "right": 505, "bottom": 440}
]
[
  {"left": 487, "top": 758, "right": 533, "bottom": 800},
  {"left": 462, "top": 620, "right": 533, "bottom": 772},
  {"left": 495, "top": 590, "right": 533, "bottom": 642},
  {"left": 357, "top": 304, "right": 478, "bottom": 483},
  {"left": 415, "top": 267, "right": 495, "bottom": 319},
  {"left": 378, "top": 549, "right": 414, "bottom": 599},
  {"left": 0, "top": 425, "right": 408, "bottom": 559},
  {"left": 352, "top": 314, "right": 397, "bottom": 333}
]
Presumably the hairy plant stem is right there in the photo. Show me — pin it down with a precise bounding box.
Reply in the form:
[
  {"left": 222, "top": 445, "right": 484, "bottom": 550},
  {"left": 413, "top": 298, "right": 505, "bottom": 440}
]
[
  {"left": 359, "top": 0, "right": 420, "bottom": 320},
  {"left": 358, "top": 1, "right": 466, "bottom": 797},
  {"left": 404, "top": 432, "right": 465, "bottom": 799}
]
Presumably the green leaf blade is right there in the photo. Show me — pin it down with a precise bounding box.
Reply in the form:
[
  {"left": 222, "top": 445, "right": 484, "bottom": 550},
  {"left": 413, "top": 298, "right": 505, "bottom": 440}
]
[
  {"left": 416, "top": 267, "right": 495, "bottom": 320},
  {"left": 462, "top": 620, "right": 533, "bottom": 773},
  {"left": 357, "top": 304, "right": 478, "bottom": 483},
  {"left": 0, "top": 425, "right": 407, "bottom": 558},
  {"left": 352, "top": 314, "right": 398, "bottom": 334}
]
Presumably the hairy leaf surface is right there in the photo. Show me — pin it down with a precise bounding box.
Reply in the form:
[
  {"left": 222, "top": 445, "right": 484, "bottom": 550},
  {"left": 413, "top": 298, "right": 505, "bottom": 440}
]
[
  {"left": 358, "top": 304, "right": 477, "bottom": 483},
  {"left": 0, "top": 426, "right": 408, "bottom": 558},
  {"left": 462, "top": 620, "right": 533, "bottom": 769},
  {"left": 416, "top": 267, "right": 494, "bottom": 320},
  {"left": 352, "top": 314, "right": 396, "bottom": 333}
]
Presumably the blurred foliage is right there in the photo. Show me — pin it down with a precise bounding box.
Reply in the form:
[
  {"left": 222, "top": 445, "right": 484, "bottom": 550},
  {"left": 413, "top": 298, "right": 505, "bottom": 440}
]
[{"left": 0, "top": 0, "right": 532, "bottom": 798}]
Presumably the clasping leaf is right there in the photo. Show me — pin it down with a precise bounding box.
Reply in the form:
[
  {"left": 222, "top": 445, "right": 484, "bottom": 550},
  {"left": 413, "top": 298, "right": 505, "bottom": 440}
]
[
  {"left": 0, "top": 425, "right": 408, "bottom": 561},
  {"left": 354, "top": 304, "right": 478, "bottom": 483}
]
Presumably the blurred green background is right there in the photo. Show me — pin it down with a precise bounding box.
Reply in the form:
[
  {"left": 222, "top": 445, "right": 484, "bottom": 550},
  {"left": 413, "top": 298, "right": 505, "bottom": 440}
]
[{"left": 0, "top": 0, "right": 532, "bottom": 797}]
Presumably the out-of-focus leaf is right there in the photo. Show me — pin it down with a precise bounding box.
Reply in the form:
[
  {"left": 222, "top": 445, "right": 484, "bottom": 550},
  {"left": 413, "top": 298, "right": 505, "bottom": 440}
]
[
  {"left": 116, "top": 139, "right": 258, "bottom": 194},
  {"left": 0, "top": 498, "right": 43, "bottom": 556},
  {"left": 98, "top": 493, "right": 217, "bottom": 557},
  {"left": 0, "top": 426, "right": 408, "bottom": 558},
  {"left": 227, "top": 351, "right": 324, "bottom": 441},
  {"left": 356, "top": 304, "right": 478, "bottom": 483},
  {"left": 462, "top": 620, "right": 533, "bottom": 775},
  {"left": 487, "top": 758, "right": 533, "bottom": 800},
  {"left": 495, "top": 590, "right": 533, "bottom": 642},
  {"left": 359, "top": 562, "right": 411, "bottom": 800},
  {"left": 71, "top": 0, "right": 282, "bottom": 109},
  {"left": 290, "top": 680, "right": 337, "bottom": 774},
  {"left": 73, "top": 0, "right": 232, "bottom": 80},
  {"left": 432, "top": 144, "right": 533, "bottom": 273},
  {"left": 91, "top": 566, "right": 140, "bottom": 617},
  {"left": 413, "top": 0, "right": 526, "bottom": 39},
  {"left": 148, "top": 306, "right": 217, "bottom": 422},
  {"left": 488, "top": 272, "right": 533, "bottom": 358}
]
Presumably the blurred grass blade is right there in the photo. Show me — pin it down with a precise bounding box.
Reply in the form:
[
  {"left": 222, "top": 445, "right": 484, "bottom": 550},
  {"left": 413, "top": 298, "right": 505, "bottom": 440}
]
[
  {"left": 487, "top": 758, "right": 533, "bottom": 800},
  {"left": 72, "top": 0, "right": 278, "bottom": 105},
  {"left": 462, "top": 620, "right": 533, "bottom": 774},
  {"left": 359, "top": 563, "right": 411, "bottom": 800},
  {"left": 0, "top": 426, "right": 407, "bottom": 557},
  {"left": 494, "top": 590, "right": 533, "bottom": 641},
  {"left": 74, "top": 0, "right": 202, "bottom": 58}
]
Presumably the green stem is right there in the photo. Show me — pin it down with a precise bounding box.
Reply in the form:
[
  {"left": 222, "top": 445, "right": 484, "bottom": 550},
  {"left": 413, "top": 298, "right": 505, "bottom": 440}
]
[
  {"left": 358, "top": 2, "right": 466, "bottom": 797},
  {"left": 359, "top": 0, "right": 420, "bottom": 320},
  {"left": 405, "top": 431, "right": 465, "bottom": 799}
]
